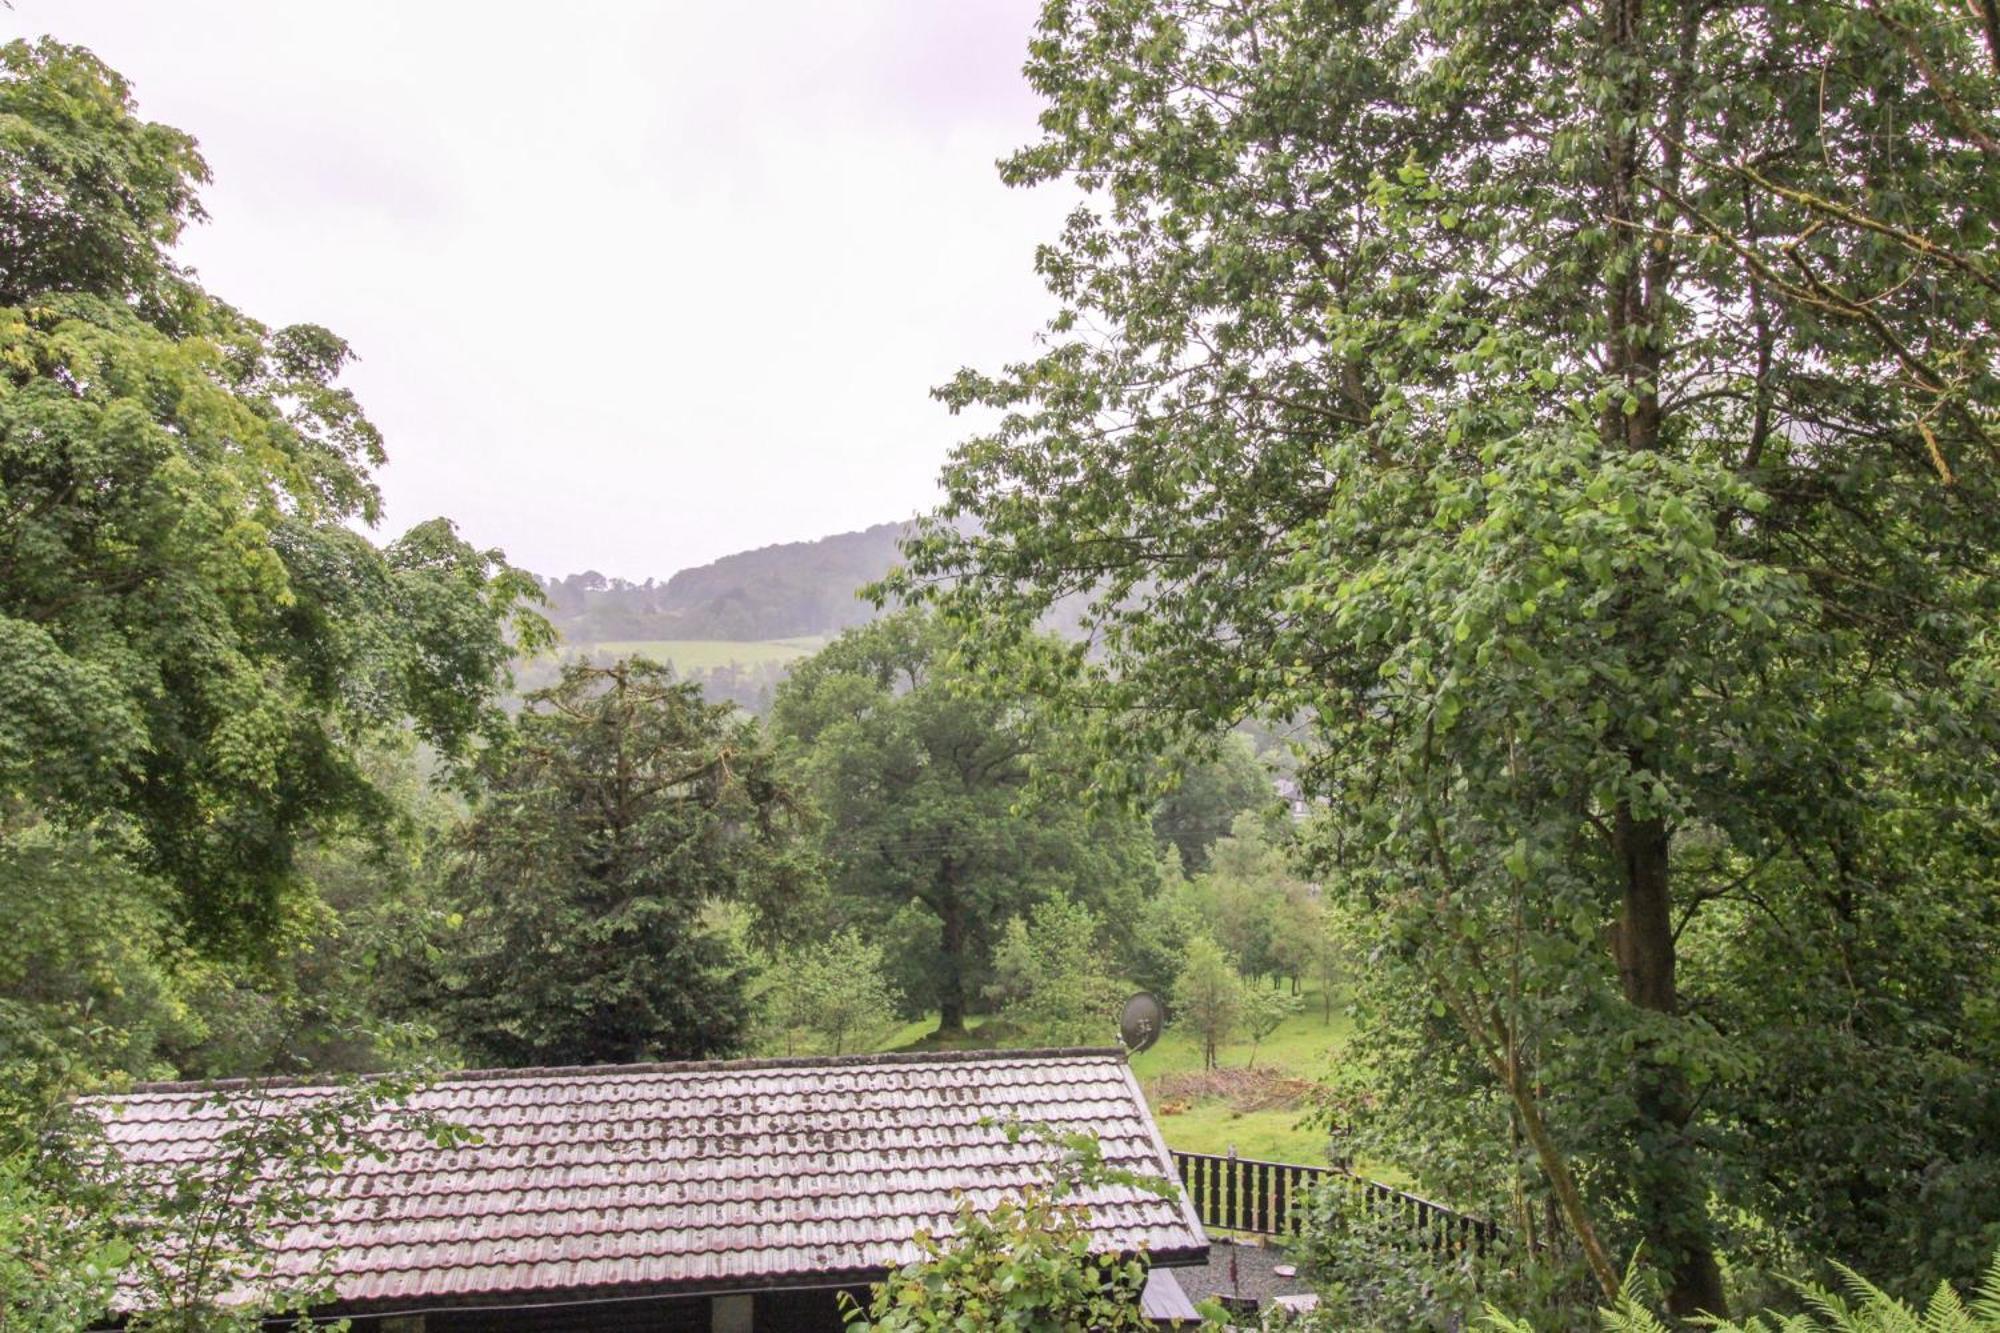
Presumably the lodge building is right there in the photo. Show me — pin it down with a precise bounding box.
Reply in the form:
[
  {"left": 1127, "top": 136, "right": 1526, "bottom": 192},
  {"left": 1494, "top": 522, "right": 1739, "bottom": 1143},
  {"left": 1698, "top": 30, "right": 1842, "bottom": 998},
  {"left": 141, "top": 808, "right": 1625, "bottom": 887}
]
[{"left": 85, "top": 1048, "right": 1208, "bottom": 1330}]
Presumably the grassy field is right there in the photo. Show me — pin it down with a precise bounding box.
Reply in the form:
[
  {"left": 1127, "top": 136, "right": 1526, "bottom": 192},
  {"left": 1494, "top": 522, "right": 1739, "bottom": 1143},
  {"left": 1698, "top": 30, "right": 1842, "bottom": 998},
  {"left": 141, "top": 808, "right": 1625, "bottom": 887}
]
[
  {"left": 881, "top": 984, "right": 1351, "bottom": 1166},
  {"left": 1131, "top": 984, "right": 1349, "bottom": 1163},
  {"left": 583, "top": 637, "right": 827, "bottom": 670}
]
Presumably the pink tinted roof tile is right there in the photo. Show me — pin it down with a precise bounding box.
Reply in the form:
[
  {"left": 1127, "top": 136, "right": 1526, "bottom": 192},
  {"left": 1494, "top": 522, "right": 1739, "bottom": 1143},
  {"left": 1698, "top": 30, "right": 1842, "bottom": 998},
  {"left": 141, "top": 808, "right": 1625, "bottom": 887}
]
[{"left": 84, "top": 1047, "right": 1205, "bottom": 1310}]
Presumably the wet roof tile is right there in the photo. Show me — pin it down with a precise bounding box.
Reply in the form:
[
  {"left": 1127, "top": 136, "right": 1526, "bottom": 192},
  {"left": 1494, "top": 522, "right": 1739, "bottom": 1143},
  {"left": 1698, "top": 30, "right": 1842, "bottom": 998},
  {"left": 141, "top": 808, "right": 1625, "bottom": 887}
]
[{"left": 84, "top": 1047, "right": 1205, "bottom": 1310}]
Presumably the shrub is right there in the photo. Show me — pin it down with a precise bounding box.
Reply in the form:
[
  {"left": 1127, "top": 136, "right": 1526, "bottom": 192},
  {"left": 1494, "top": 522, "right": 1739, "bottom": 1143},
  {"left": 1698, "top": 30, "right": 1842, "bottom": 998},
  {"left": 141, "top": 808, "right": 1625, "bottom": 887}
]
[
  {"left": 1291, "top": 1179, "right": 1594, "bottom": 1333},
  {"left": 759, "top": 928, "right": 904, "bottom": 1057},
  {"left": 1484, "top": 1250, "right": 2000, "bottom": 1333}
]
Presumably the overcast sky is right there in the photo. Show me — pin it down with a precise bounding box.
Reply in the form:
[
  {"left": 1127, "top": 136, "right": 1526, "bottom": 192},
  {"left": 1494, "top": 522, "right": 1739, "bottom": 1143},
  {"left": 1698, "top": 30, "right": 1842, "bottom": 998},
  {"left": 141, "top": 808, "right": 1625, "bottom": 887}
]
[{"left": 5, "top": 2, "right": 1065, "bottom": 579}]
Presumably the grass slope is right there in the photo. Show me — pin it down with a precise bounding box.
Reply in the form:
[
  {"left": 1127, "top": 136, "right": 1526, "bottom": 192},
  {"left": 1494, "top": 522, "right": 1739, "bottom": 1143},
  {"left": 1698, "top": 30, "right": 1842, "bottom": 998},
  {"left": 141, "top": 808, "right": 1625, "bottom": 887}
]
[{"left": 583, "top": 637, "right": 827, "bottom": 670}]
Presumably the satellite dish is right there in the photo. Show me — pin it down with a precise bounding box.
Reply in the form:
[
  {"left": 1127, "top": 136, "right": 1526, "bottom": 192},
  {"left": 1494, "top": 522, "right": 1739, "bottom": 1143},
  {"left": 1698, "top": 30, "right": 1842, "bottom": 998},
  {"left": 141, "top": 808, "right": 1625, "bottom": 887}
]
[{"left": 1120, "top": 992, "right": 1168, "bottom": 1053}]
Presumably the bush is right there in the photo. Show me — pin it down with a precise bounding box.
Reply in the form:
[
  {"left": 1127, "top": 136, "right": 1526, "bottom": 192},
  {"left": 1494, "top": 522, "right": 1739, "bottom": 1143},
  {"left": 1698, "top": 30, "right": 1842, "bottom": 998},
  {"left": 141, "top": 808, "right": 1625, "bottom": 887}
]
[
  {"left": 759, "top": 928, "right": 904, "bottom": 1056},
  {"left": 0, "top": 1150, "right": 125, "bottom": 1332},
  {"left": 1291, "top": 1180, "right": 1595, "bottom": 1332},
  {"left": 1484, "top": 1250, "right": 2000, "bottom": 1333},
  {"left": 987, "top": 897, "right": 1126, "bottom": 1047}
]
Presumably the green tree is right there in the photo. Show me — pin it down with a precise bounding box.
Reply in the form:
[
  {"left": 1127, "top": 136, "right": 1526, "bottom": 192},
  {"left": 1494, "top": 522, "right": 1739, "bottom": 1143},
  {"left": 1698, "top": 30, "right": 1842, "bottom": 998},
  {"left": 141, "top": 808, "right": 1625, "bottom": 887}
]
[
  {"left": 0, "top": 741, "right": 469, "bottom": 1126},
  {"left": 430, "top": 659, "right": 814, "bottom": 1065},
  {"left": 0, "top": 39, "right": 546, "bottom": 951},
  {"left": 889, "top": 0, "right": 2000, "bottom": 1314},
  {"left": 166, "top": 740, "right": 472, "bottom": 1081},
  {"left": 1150, "top": 735, "right": 1271, "bottom": 873},
  {"left": 1195, "top": 813, "right": 1307, "bottom": 986},
  {"left": 0, "top": 827, "right": 208, "bottom": 1126},
  {"left": 770, "top": 610, "right": 1157, "bottom": 1035},
  {"left": 1172, "top": 935, "right": 1247, "bottom": 1071},
  {"left": 1243, "top": 987, "right": 1301, "bottom": 1070},
  {"left": 759, "top": 927, "right": 904, "bottom": 1057},
  {"left": 1266, "top": 883, "right": 1326, "bottom": 999},
  {"left": 1117, "top": 844, "right": 1207, "bottom": 1001},
  {"left": 1303, "top": 902, "right": 1343, "bottom": 1026},
  {"left": 988, "top": 896, "right": 1127, "bottom": 1046}
]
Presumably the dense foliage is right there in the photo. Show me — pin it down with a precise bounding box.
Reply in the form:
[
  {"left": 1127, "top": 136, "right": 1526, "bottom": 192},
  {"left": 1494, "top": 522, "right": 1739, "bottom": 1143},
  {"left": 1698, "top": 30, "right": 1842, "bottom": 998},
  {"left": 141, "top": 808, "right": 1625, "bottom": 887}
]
[
  {"left": 758, "top": 926, "right": 906, "bottom": 1057},
  {"left": 1149, "top": 734, "right": 1272, "bottom": 872},
  {"left": 14, "top": 7, "right": 1997, "bottom": 1330},
  {"left": 0, "top": 1151, "right": 126, "bottom": 1332},
  {"left": 889, "top": 0, "right": 2000, "bottom": 1316},
  {"left": 0, "top": 39, "right": 558, "bottom": 1328},
  {"left": 427, "top": 659, "right": 815, "bottom": 1065},
  {"left": 1486, "top": 1251, "right": 2000, "bottom": 1333},
  {"left": 987, "top": 895, "right": 1129, "bottom": 1045},
  {"left": 770, "top": 610, "right": 1162, "bottom": 1033},
  {"left": 0, "top": 27, "right": 1291, "bottom": 1333},
  {"left": 0, "top": 38, "right": 546, "bottom": 950}
]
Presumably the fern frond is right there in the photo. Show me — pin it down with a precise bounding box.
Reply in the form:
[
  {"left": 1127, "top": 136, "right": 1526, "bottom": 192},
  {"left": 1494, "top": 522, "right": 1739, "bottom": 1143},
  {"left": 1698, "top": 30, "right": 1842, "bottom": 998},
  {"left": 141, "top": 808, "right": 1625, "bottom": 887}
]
[
  {"left": 1601, "top": 1287, "right": 1675, "bottom": 1333},
  {"left": 1489, "top": 1248, "right": 2000, "bottom": 1332},
  {"left": 1921, "top": 1278, "right": 1971, "bottom": 1333},
  {"left": 1971, "top": 1251, "right": 2000, "bottom": 1324},
  {"left": 1795, "top": 1275, "right": 1861, "bottom": 1332},
  {"left": 1830, "top": 1261, "right": 1924, "bottom": 1333}
]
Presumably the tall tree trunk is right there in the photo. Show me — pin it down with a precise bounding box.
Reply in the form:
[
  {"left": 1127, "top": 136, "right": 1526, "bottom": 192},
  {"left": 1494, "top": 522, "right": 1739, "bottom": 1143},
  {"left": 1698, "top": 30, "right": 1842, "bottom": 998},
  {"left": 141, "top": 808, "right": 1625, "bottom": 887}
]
[
  {"left": 936, "top": 875, "right": 967, "bottom": 1035},
  {"left": 1613, "top": 804, "right": 1727, "bottom": 1320},
  {"left": 1596, "top": 0, "right": 1724, "bottom": 1307}
]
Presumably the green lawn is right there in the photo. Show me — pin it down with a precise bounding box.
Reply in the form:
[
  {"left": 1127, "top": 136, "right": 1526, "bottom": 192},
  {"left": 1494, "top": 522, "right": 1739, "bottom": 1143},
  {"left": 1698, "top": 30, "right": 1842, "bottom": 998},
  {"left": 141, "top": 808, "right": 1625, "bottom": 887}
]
[
  {"left": 583, "top": 637, "right": 827, "bottom": 670},
  {"left": 1140, "top": 1098, "right": 1324, "bottom": 1163},
  {"left": 1130, "top": 983, "right": 1350, "bottom": 1164},
  {"left": 1128, "top": 985, "right": 1349, "bottom": 1087},
  {"left": 883, "top": 1013, "right": 1006, "bottom": 1053},
  {"left": 878, "top": 984, "right": 1352, "bottom": 1166}
]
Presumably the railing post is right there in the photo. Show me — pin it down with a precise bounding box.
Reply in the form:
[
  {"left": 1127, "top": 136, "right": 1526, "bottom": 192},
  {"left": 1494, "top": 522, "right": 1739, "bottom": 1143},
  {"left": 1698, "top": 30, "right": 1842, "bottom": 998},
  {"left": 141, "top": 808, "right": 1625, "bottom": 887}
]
[{"left": 1165, "top": 1150, "right": 1493, "bottom": 1248}]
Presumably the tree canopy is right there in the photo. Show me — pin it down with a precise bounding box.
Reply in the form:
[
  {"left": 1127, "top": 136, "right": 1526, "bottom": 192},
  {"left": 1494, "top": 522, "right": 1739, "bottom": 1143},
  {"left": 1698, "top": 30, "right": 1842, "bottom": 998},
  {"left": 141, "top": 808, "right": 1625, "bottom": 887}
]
[
  {"left": 769, "top": 609, "right": 1159, "bottom": 1034},
  {"left": 0, "top": 38, "right": 546, "bottom": 950},
  {"left": 1149, "top": 733, "right": 1272, "bottom": 872},
  {"left": 889, "top": 0, "right": 2000, "bottom": 1314},
  {"left": 430, "top": 659, "right": 815, "bottom": 1066}
]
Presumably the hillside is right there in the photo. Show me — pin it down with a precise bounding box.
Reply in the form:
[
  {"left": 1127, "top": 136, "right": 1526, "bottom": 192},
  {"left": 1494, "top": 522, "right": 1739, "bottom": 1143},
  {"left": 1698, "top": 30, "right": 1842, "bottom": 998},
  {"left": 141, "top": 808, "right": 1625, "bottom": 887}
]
[{"left": 538, "top": 521, "right": 909, "bottom": 644}]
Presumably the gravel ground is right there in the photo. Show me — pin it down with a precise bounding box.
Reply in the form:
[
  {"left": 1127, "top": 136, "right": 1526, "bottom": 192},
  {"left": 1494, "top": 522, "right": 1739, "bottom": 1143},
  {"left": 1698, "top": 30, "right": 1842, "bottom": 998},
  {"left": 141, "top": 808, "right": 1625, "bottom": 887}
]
[{"left": 1173, "top": 1237, "right": 1317, "bottom": 1317}]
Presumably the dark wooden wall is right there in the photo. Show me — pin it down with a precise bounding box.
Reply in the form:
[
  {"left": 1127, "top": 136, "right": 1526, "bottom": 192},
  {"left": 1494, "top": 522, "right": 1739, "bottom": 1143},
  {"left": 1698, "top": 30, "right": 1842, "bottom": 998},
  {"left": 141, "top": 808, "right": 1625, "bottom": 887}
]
[{"left": 340, "top": 1285, "right": 871, "bottom": 1333}]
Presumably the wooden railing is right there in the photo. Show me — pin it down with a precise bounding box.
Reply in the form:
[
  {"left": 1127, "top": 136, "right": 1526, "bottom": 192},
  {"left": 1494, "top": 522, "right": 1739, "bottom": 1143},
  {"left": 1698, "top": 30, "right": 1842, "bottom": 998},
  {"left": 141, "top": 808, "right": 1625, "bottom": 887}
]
[{"left": 1169, "top": 1149, "right": 1499, "bottom": 1251}]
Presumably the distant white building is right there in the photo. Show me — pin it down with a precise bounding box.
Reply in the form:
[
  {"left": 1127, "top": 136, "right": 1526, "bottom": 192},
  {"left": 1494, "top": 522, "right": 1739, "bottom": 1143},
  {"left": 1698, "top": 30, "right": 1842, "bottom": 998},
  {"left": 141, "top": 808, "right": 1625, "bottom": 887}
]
[{"left": 1272, "top": 774, "right": 1314, "bottom": 821}]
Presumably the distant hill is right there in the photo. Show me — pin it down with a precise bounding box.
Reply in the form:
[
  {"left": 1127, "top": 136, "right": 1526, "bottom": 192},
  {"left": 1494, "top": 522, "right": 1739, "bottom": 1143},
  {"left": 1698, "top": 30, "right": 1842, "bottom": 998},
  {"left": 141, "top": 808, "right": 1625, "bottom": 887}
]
[
  {"left": 537, "top": 521, "right": 909, "bottom": 644},
  {"left": 528, "top": 522, "right": 1278, "bottom": 731}
]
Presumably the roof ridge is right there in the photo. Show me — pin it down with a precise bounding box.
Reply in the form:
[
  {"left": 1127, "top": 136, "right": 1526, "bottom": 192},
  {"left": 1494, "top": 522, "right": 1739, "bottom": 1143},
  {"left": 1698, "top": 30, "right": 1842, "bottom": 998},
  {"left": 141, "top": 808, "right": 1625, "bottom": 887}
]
[{"left": 96, "top": 1046, "right": 1130, "bottom": 1098}]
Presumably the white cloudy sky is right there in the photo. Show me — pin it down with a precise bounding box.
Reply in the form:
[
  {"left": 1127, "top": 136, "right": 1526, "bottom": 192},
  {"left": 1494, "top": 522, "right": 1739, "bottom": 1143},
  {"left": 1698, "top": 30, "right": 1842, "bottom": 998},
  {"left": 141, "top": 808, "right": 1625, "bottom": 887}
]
[{"left": 5, "top": 2, "right": 1066, "bottom": 578}]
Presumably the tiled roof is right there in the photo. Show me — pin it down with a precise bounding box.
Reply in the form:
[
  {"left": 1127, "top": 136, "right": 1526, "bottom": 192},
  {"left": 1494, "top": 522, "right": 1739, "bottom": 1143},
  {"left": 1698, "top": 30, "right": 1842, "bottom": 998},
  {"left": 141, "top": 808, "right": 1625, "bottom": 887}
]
[{"left": 86, "top": 1047, "right": 1207, "bottom": 1311}]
